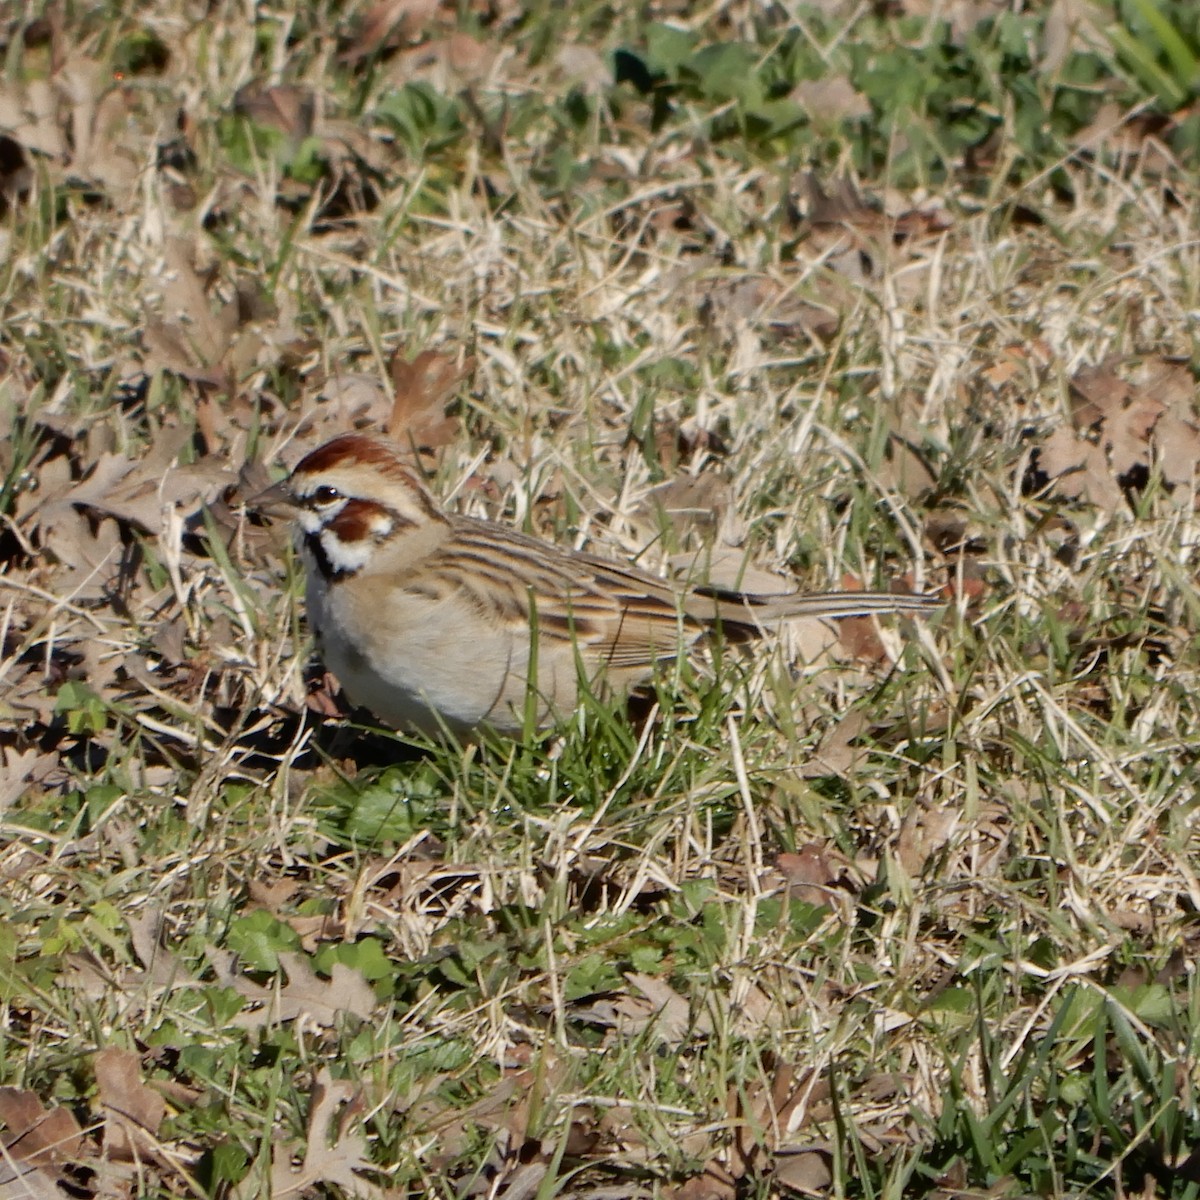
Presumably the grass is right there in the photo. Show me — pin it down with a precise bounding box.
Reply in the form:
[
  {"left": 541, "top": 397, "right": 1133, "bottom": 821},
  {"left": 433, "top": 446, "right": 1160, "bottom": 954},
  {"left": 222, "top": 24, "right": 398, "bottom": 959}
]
[{"left": 2, "top": 0, "right": 1200, "bottom": 1196}]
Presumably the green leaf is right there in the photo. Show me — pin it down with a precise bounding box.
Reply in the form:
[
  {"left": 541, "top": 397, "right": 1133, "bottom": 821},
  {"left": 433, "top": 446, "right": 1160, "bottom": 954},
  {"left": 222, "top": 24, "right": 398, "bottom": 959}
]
[
  {"left": 1130, "top": 0, "right": 1200, "bottom": 91},
  {"left": 1107, "top": 23, "right": 1190, "bottom": 108},
  {"left": 685, "top": 43, "right": 762, "bottom": 105},
  {"left": 208, "top": 1140, "right": 250, "bottom": 1188},
  {"left": 314, "top": 938, "right": 395, "bottom": 985},
  {"left": 54, "top": 681, "right": 107, "bottom": 734},
  {"left": 644, "top": 23, "right": 697, "bottom": 75},
  {"left": 226, "top": 910, "right": 302, "bottom": 972},
  {"left": 374, "top": 83, "right": 464, "bottom": 154}
]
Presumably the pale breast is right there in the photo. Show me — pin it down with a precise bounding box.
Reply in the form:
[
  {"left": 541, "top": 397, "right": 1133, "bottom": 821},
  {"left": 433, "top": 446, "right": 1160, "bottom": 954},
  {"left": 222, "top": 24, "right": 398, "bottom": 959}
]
[{"left": 305, "top": 567, "right": 583, "bottom": 734}]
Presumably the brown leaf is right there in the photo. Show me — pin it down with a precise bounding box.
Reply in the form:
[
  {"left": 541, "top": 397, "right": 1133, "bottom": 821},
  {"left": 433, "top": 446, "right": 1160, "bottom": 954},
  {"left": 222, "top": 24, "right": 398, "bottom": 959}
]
[
  {"left": 556, "top": 44, "right": 610, "bottom": 92},
  {"left": 445, "top": 32, "right": 493, "bottom": 78},
  {"left": 142, "top": 238, "right": 264, "bottom": 387},
  {"left": 837, "top": 611, "right": 888, "bottom": 664},
  {"left": 127, "top": 909, "right": 196, "bottom": 992},
  {"left": 1038, "top": 427, "right": 1123, "bottom": 512},
  {"left": 775, "top": 843, "right": 844, "bottom": 906},
  {"left": 635, "top": 474, "right": 728, "bottom": 544},
  {"left": 625, "top": 972, "right": 713, "bottom": 1041},
  {"left": 233, "top": 85, "right": 314, "bottom": 141},
  {"left": 94, "top": 1047, "right": 166, "bottom": 1163},
  {"left": 797, "top": 710, "right": 870, "bottom": 779},
  {"left": 1156, "top": 411, "right": 1200, "bottom": 487},
  {"left": 1108, "top": 392, "right": 1164, "bottom": 478},
  {"left": 791, "top": 76, "right": 870, "bottom": 122},
  {"left": 306, "top": 669, "right": 351, "bottom": 719},
  {"left": 668, "top": 1162, "right": 738, "bottom": 1200},
  {"left": 340, "top": 0, "right": 441, "bottom": 64},
  {"left": 1072, "top": 101, "right": 1177, "bottom": 165},
  {"left": 387, "top": 349, "right": 472, "bottom": 450},
  {"left": 289, "top": 374, "right": 394, "bottom": 456},
  {"left": 57, "top": 57, "right": 140, "bottom": 206},
  {"left": 207, "top": 947, "right": 376, "bottom": 1027},
  {"left": 0, "top": 1163, "right": 70, "bottom": 1199},
  {"left": 235, "top": 1068, "right": 382, "bottom": 1200},
  {"left": 1068, "top": 363, "right": 1132, "bottom": 429},
  {"left": 0, "top": 1088, "right": 86, "bottom": 1166},
  {"left": 728, "top": 1061, "right": 810, "bottom": 1178},
  {"left": 801, "top": 173, "right": 878, "bottom": 229},
  {"left": 248, "top": 878, "right": 302, "bottom": 911},
  {"left": 775, "top": 1148, "right": 834, "bottom": 1193},
  {"left": 0, "top": 76, "right": 67, "bottom": 162},
  {"left": 895, "top": 802, "right": 960, "bottom": 877},
  {"left": 1039, "top": 358, "right": 1200, "bottom": 512},
  {"left": 0, "top": 747, "right": 58, "bottom": 815},
  {"left": 878, "top": 433, "right": 937, "bottom": 502}
]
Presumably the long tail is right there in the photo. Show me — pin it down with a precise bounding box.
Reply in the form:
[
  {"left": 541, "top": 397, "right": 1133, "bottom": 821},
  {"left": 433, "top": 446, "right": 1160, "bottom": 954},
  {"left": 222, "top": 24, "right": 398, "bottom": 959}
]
[{"left": 694, "top": 584, "right": 943, "bottom": 630}]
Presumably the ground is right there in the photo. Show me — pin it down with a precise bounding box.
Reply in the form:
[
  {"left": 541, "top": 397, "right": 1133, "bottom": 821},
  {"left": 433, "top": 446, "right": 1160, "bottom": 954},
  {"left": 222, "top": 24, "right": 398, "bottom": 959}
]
[{"left": 2, "top": 1, "right": 1200, "bottom": 1197}]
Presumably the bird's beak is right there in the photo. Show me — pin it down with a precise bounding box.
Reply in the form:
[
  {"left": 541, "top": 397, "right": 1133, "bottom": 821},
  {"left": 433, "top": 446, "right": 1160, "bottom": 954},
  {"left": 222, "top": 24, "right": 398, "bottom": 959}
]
[{"left": 246, "top": 478, "right": 297, "bottom": 518}]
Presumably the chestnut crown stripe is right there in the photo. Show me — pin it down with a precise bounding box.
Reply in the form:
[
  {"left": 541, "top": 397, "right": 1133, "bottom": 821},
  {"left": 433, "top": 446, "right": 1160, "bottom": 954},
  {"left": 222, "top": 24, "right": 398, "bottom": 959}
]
[{"left": 295, "top": 433, "right": 417, "bottom": 478}]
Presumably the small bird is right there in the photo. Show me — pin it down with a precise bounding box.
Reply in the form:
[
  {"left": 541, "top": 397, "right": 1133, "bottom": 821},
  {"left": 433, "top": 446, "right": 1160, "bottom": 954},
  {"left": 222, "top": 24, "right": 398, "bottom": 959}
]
[{"left": 263, "top": 433, "right": 940, "bottom": 735}]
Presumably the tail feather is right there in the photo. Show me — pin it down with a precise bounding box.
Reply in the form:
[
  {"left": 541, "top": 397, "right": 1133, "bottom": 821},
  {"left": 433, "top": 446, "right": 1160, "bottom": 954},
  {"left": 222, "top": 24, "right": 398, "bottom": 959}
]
[{"left": 690, "top": 585, "right": 943, "bottom": 631}]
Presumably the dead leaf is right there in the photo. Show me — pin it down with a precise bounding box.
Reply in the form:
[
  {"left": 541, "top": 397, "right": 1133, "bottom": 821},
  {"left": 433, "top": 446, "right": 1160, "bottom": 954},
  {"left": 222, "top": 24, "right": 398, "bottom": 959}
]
[
  {"left": 877, "top": 433, "right": 937, "bottom": 502},
  {"left": 444, "top": 32, "right": 493, "bottom": 78},
  {"left": 669, "top": 546, "right": 792, "bottom": 598},
  {"left": 1037, "top": 426, "right": 1122, "bottom": 510},
  {"left": 636, "top": 475, "right": 728, "bottom": 545},
  {"left": 775, "top": 1147, "right": 834, "bottom": 1193},
  {"left": 233, "top": 84, "right": 314, "bottom": 142},
  {"left": 235, "top": 1068, "right": 382, "bottom": 1200},
  {"left": 800, "top": 173, "right": 879, "bottom": 229},
  {"left": 0, "top": 746, "right": 58, "bottom": 814},
  {"left": 127, "top": 909, "right": 196, "bottom": 992},
  {"left": 387, "top": 348, "right": 472, "bottom": 451},
  {"left": 797, "top": 709, "right": 870, "bottom": 778},
  {"left": 0, "top": 1088, "right": 86, "bottom": 1167},
  {"left": 699, "top": 274, "right": 840, "bottom": 341},
  {"left": 624, "top": 972, "right": 713, "bottom": 1041},
  {"left": 0, "top": 76, "right": 67, "bottom": 162},
  {"left": 339, "top": 0, "right": 442, "bottom": 64},
  {"left": 1072, "top": 101, "right": 1177, "bottom": 171},
  {"left": 791, "top": 76, "right": 870, "bottom": 122},
  {"left": 207, "top": 947, "right": 375, "bottom": 1027},
  {"left": 142, "top": 237, "right": 264, "bottom": 386},
  {"left": 556, "top": 44, "right": 610, "bottom": 93},
  {"left": 895, "top": 802, "right": 960, "bottom": 877},
  {"left": 59, "top": 58, "right": 140, "bottom": 204},
  {"left": 775, "top": 843, "right": 845, "bottom": 906},
  {"left": 1069, "top": 362, "right": 1132, "bottom": 429},
  {"left": 248, "top": 878, "right": 302, "bottom": 910},
  {"left": 0, "top": 1164, "right": 68, "bottom": 1199},
  {"left": 667, "top": 1163, "right": 738, "bottom": 1200},
  {"left": 1038, "top": 358, "right": 1200, "bottom": 512},
  {"left": 568, "top": 973, "right": 714, "bottom": 1043},
  {"left": 94, "top": 1047, "right": 166, "bottom": 1164}
]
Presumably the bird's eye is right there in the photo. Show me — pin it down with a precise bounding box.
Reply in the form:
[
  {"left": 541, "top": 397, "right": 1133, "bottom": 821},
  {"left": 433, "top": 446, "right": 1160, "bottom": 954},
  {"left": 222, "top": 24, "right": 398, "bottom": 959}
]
[{"left": 311, "top": 485, "right": 343, "bottom": 506}]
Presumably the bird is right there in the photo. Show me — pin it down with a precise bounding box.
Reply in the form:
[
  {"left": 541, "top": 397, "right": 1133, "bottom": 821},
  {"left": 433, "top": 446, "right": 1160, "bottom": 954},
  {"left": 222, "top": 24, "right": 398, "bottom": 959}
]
[{"left": 260, "top": 432, "right": 940, "bottom": 735}]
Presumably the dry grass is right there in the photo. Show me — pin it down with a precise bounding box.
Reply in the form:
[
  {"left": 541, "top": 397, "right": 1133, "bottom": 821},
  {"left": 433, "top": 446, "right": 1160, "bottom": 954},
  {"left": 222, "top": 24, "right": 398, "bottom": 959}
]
[{"left": 2, "top": 1, "right": 1200, "bottom": 1196}]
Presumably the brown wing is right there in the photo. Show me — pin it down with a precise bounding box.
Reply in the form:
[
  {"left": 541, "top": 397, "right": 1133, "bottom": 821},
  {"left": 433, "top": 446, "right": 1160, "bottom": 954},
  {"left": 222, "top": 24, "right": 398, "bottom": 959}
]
[
  {"left": 434, "top": 518, "right": 713, "bottom": 671},
  {"left": 435, "top": 515, "right": 939, "bottom": 669}
]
